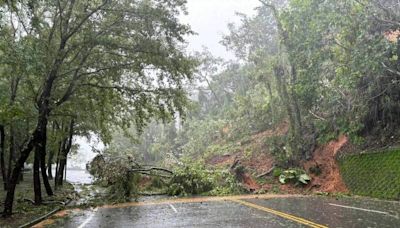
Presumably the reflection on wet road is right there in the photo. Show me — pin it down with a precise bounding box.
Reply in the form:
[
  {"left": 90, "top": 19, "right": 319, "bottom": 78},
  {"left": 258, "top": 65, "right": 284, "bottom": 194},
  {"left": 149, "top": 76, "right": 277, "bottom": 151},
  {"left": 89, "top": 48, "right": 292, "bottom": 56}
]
[
  {"left": 41, "top": 195, "right": 400, "bottom": 228},
  {"left": 246, "top": 196, "right": 399, "bottom": 228}
]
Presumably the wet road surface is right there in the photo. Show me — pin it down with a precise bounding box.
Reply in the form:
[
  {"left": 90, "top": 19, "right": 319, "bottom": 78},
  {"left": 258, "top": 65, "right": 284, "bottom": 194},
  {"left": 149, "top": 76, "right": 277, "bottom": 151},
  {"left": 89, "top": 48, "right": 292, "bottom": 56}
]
[{"left": 38, "top": 195, "right": 400, "bottom": 228}]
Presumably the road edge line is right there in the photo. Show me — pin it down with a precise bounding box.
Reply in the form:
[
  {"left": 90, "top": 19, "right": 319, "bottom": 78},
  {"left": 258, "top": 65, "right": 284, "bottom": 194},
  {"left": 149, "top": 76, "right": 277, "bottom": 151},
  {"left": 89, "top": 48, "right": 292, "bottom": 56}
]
[{"left": 229, "top": 199, "right": 328, "bottom": 228}]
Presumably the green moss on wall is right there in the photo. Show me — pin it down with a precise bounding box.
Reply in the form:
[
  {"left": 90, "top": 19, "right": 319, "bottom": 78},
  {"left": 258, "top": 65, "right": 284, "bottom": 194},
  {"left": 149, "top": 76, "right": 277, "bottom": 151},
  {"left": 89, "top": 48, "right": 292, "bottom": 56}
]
[{"left": 339, "top": 149, "right": 400, "bottom": 200}]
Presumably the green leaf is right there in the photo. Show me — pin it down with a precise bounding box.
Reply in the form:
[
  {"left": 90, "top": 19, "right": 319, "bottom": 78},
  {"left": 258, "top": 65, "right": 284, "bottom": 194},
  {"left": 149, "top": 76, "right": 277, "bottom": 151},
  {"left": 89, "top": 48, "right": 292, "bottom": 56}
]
[
  {"left": 279, "top": 175, "right": 286, "bottom": 184},
  {"left": 298, "top": 174, "right": 311, "bottom": 184}
]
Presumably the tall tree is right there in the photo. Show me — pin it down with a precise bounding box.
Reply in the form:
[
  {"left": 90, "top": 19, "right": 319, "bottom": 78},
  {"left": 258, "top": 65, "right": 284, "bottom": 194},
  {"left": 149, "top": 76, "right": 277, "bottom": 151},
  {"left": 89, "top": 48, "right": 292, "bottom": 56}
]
[{"left": 1, "top": 0, "right": 195, "bottom": 217}]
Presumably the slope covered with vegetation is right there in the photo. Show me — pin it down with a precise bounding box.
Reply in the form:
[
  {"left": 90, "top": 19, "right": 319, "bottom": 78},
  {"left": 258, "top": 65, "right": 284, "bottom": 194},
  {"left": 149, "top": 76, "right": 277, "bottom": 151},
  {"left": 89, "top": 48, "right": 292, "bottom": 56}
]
[{"left": 99, "top": 0, "right": 399, "bottom": 198}]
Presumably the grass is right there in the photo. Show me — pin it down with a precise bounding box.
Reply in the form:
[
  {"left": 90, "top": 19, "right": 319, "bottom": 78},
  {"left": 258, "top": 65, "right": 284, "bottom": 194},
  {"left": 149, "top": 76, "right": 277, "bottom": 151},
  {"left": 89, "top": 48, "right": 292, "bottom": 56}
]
[
  {"left": 0, "top": 172, "right": 75, "bottom": 228},
  {"left": 339, "top": 148, "right": 400, "bottom": 200}
]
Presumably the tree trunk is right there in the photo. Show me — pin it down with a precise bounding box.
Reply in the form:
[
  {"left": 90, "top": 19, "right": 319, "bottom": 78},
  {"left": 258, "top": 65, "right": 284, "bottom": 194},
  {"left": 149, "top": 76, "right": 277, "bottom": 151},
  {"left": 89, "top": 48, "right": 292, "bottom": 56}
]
[
  {"left": 33, "top": 147, "right": 42, "bottom": 205},
  {"left": 36, "top": 123, "right": 53, "bottom": 196},
  {"left": 64, "top": 158, "right": 67, "bottom": 181},
  {"left": 7, "top": 126, "right": 15, "bottom": 186},
  {"left": 54, "top": 139, "right": 64, "bottom": 188},
  {"left": 41, "top": 153, "right": 53, "bottom": 196},
  {"left": 3, "top": 81, "right": 53, "bottom": 215},
  {"left": 54, "top": 147, "right": 60, "bottom": 188},
  {"left": 0, "top": 125, "right": 6, "bottom": 190},
  {"left": 2, "top": 28, "right": 66, "bottom": 216},
  {"left": 290, "top": 65, "right": 303, "bottom": 135},
  {"left": 274, "top": 65, "right": 296, "bottom": 133},
  {"left": 47, "top": 122, "right": 58, "bottom": 180},
  {"left": 55, "top": 119, "right": 74, "bottom": 188},
  {"left": 47, "top": 152, "right": 53, "bottom": 180},
  {"left": 55, "top": 158, "right": 66, "bottom": 187},
  {"left": 2, "top": 135, "right": 37, "bottom": 216}
]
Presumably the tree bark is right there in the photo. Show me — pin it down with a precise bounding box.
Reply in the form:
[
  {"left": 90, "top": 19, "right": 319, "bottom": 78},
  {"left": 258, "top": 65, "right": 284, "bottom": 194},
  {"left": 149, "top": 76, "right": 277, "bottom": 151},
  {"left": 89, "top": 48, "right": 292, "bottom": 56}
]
[
  {"left": 47, "top": 151, "right": 53, "bottom": 180},
  {"left": 33, "top": 147, "right": 42, "bottom": 205},
  {"left": 0, "top": 125, "right": 6, "bottom": 190},
  {"left": 54, "top": 141, "right": 62, "bottom": 189},
  {"left": 38, "top": 128, "right": 53, "bottom": 196},
  {"left": 55, "top": 158, "right": 66, "bottom": 187},
  {"left": 2, "top": 134, "right": 37, "bottom": 216},
  {"left": 290, "top": 65, "right": 303, "bottom": 135},
  {"left": 35, "top": 123, "right": 53, "bottom": 196},
  {"left": 40, "top": 152, "right": 53, "bottom": 196},
  {"left": 7, "top": 126, "right": 15, "bottom": 186},
  {"left": 55, "top": 119, "right": 74, "bottom": 187}
]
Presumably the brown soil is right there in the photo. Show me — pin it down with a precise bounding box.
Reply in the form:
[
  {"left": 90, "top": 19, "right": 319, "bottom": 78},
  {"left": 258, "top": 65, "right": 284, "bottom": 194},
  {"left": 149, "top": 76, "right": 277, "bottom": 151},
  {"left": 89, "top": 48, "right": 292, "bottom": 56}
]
[
  {"left": 303, "top": 135, "right": 349, "bottom": 193},
  {"left": 207, "top": 153, "right": 238, "bottom": 166},
  {"left": 251, "top": 121, "right": 289, "bottom": 140},
  {"left": 207, "top": 121, "right": 288, "bottom": 173},
  {"left": 241, "top": 153, "right": 274, "bottom": 175},
  {"left": 206, "top": 122, "right": 290, "bottom": 192},
  {"left": 207, "top": 122, "right": 349, "bottom": 195},
  {"left": 138, "top": 176, "right": 152, "bottom": 188},
  {"left": 241, "top": 173, "right": 261, "bottom": 191}
]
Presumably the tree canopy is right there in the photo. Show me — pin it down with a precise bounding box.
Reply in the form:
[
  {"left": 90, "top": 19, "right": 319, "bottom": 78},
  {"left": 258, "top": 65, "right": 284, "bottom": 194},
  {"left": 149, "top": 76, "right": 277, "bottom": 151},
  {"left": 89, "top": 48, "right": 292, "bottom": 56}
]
[{"left": 0, "top": 0, "right": 196, "bottom": 216}]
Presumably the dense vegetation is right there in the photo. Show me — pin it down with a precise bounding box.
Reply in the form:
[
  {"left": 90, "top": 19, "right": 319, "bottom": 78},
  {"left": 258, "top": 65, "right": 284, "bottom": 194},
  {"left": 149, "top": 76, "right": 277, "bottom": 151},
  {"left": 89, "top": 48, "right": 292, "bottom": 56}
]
[
  {"left": 94, "top": 0, "right": 399, "bottom": 201},
  {"left": 107, "top": 0, "right": 400, "bottom": 167},
  {"left": 0, "top": 0, "right": 195, "bottom": 217},
  {"left": 0, "top": 0, "right": 399, "bottom": 218}
]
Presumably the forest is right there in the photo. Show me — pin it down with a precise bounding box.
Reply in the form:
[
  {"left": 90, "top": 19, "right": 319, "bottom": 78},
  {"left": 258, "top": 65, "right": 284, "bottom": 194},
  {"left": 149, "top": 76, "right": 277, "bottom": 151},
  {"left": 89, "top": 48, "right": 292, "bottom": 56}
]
[{"left": 0, "top": 0, "right": 399, "bottom": 222}]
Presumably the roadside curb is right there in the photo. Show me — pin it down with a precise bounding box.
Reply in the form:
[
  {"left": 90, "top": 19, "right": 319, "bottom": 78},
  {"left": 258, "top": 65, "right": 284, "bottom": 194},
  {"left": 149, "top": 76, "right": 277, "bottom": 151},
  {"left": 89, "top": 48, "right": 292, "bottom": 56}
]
[{"left": 18, "top": 199, "right": 72, "bottom": 228}]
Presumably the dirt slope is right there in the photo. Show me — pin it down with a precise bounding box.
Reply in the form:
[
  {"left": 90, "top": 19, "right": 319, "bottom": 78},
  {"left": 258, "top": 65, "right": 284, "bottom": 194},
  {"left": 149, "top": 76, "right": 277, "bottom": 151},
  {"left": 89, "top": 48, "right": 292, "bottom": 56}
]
[
  {"left": 207, "top": 122, "right": 349, "bottom": 194},
  {"left": 303, "top": 135, "right": 349, "bottom": 193},
  {"left": 206, "top": 121, "right": 288, "bottom": 173}
]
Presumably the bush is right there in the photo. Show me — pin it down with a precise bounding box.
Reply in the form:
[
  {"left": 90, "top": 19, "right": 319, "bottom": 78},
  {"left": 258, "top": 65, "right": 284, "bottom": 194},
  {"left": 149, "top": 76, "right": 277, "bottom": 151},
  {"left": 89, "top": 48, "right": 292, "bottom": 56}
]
[
  {"left": 108, "top": 172, "right": 140, "bottom": 201},
  {"left": 209, "top": 169, "right": 244, "bottom": 196},
  {"left": 265, "top": 136, "right": 290, "bottom": 167},
  {"left": 167, "top": 163, "right": 243, "bottom": 196},
  {"left": 278, "top": 168, "right": 311, "bottom": 185},
  {"left": 167, "top": 163, "right": 214, "bottom": 196},
  {"left": 88, "top": 155, "right": 140, "bottom": 201},
  {"left": 272, "top": 167, "right": 283, "bottom": 177},
  {"left": 150, "top": 176, "right": 165, "bottom": 189}
]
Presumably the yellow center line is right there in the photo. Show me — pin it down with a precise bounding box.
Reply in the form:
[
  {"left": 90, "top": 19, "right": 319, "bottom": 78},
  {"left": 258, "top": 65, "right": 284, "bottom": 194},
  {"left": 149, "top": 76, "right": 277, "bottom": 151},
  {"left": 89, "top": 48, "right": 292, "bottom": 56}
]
[
  {"left": 35, "top": 194, "right": 318, "bottom": 227},
  {"left": 229, "top": 199, "right": 329, "bottom": 228}
]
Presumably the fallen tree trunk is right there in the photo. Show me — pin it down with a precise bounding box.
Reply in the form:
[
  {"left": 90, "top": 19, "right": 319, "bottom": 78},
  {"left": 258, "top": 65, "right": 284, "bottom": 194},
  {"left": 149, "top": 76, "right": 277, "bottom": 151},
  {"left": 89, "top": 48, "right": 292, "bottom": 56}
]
[
  {"left": 129, "top": 167, "right": 173, "bottom": 174},
  {"left": 256, "top": 166, "right": 275, "bottom": 178},
  {"left": 133, "top": 171, "right": 172, "bottom": 179}
]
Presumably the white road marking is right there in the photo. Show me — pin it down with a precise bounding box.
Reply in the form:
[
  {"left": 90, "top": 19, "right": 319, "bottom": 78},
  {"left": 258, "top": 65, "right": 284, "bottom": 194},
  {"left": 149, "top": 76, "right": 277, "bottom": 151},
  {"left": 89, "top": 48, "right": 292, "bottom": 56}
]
[
  {"left": 77, "top": 207, "right": 98, "bottom": 228},
  {"left": 328, "top": 203, "right": 396, "bottom": 218},
  {"left": 169, "top": 204, "right": 178, "bottom": 213}
]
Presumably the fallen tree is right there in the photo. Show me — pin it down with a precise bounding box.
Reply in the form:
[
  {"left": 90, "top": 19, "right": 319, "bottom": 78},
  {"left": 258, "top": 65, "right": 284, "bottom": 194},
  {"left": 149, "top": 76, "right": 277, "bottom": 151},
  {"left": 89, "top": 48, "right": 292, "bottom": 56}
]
[{"left": 87, "top": 155, "right": 173, "bottom": 201}]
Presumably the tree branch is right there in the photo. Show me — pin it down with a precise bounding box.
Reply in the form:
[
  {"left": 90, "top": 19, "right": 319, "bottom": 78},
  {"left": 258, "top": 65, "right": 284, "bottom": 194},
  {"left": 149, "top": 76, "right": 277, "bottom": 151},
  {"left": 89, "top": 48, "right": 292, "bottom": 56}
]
[
  {"left": 63, "top": 0, "right": 109, "bottom": 42},
  {"left": 130, "top": 167, "right": 173, "bottom": 174},
  {"left": 381, "top": 62, "right": 400, "bottom": 77}
]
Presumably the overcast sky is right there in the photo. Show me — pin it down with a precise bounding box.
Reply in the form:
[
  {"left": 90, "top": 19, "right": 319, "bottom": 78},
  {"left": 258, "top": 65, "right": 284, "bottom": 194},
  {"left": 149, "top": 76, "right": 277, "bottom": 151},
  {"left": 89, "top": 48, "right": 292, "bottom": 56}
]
[
  {"left": 181, "top": 0, "right": 260, "bottom": 59},
  {"left": 71, "top": 1, "right": 261, "bottom": 168}
]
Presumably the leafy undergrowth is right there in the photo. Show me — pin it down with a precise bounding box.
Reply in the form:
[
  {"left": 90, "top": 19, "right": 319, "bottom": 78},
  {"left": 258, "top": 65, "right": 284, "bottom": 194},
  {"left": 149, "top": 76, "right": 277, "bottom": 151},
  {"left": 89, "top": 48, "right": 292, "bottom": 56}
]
[
  {"left": 0, "top": 179, "right": 75, "bottom": 228},
  {"left": 167, "top": 161, "right": 313, "bottom": 197},
  {"left": 167, "top": 162, "right": 245, "bottom": 196},
  {"left": 339, "top": 148, "right": 400, "bottom": 200},
  {"left": 202, "top": 121, "right": 316, "bottom": 195}
]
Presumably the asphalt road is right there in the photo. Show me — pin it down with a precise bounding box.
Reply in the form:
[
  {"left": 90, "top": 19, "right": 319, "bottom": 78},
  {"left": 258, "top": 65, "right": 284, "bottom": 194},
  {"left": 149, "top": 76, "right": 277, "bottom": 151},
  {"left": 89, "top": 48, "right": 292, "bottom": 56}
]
[{"left": 35, "top": 195, "right": 400, "bottom": 228}]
